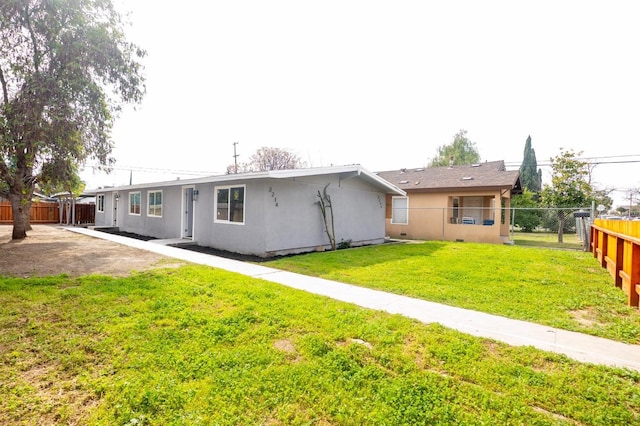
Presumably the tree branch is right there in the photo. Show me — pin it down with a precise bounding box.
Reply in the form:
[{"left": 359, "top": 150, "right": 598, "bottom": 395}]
[
  {"left": 0, "top": 65, "right": 8, "bottom": 105},
  {"left": 22, "top": 4, "right": 41, "bottom": 72}
]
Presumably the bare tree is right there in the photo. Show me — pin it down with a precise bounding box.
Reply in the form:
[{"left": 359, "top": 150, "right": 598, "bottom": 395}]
[{"left": 226, "top": 147, "right": 306, "bottom": 173}]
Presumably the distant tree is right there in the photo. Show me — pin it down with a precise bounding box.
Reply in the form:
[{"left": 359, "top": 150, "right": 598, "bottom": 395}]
[
  {"left": 541, "top": 149, "right": 592, "bottom": 242},
  {"left": 519, "top": 135, "right": 542, "bottom": 193},
  {"left": 0, "top": 0, "right": 146, "bottom": 240},
  {"left": 227, "top": 147, "right": 306, "bottom": 173},
  {"left": 428, "top": 130, "right": 480, "bottom": 167},
  {"left": 616, "top": 206, "right": 628, "bottom": 215},
  {"left": 511, "top": 189, "right": 542, "bottom": 232},
  {"left": 590, "top": 187, "right": 614, "bottom": 212}
]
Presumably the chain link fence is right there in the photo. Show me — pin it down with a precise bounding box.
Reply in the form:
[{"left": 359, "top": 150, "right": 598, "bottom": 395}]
[
  {"left": 509, "top": 206, "right": 594, "bottom": 250},
  {"left": 390, "top": 206, "right": 594, "bottom": 250}
]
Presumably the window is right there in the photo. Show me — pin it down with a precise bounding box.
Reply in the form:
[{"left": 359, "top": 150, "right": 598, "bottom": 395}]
[
  {"left": 215, "top": 185, "right": 245, "bottom": 224},
  {"left": 391, "top": 196, "right": 408, "bottom": 225},
  {"left": 148, "top": 190, "right": 162, "bottom": 217},
  {"left": 129, "top": 192, "right": 141, "bottom": 215},
  {"left": 97, "top": 194, "right": 105, "bottom": 213}
]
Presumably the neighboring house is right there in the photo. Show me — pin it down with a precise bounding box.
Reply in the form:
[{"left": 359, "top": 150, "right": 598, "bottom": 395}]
[
  {"left": 377, "top": 161, "right": 522, "bottom": 244},
  {"left": 88, "top": 165, "right": 406, "bottom": 258}
]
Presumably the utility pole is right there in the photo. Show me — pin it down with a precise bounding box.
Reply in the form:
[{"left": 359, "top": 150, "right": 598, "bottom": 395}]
[{"left": 233, "top": 142, "right": 239, "bottom": 174}]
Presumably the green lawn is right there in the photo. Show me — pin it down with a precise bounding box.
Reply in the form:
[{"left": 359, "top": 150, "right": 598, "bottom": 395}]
[
  {"left": 1, "top": 265, "right": 639, "bottom": 425},
  {"left": 513, "top": 231, "right": 584, "bottom": 250},
  {"left": 265, "top": 241, "right": 640, "bottom": 344}
]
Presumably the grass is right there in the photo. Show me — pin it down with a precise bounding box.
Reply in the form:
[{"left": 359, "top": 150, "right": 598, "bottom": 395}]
[
  {"left": 1, "top": 265, "right": 639, "bottom": 425},
  {"left": 264, "top": 241, "right": 640, "bottom": 344},
  {"left": 513, "top": 231, "right": 584, "bottom": 250}
]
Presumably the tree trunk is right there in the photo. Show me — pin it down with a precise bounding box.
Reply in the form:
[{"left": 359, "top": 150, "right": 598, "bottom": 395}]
[
  {"left": 557, "top": 212, "right": 565, "bottom": 244},
  {"left": 9, "top": 192, "right": 32, "bottom": 240}
]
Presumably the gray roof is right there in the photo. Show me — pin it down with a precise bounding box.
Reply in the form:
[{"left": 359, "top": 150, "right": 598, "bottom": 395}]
[
  {"left": 86, "top": 164, "right": 406, "bottom": 196},
  {"left": 376, "top": 161, "right": 522, "bottom": 193}
]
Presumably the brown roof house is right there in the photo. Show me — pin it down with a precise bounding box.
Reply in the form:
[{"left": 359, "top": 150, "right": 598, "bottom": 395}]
[{"left": 376, "top": 161, "right": 522, "bottom": 244}]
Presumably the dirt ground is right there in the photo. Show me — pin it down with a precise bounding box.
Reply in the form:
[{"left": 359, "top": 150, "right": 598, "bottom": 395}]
[{"left": 0, "top": 224, "right": 175, "bottom": 277}]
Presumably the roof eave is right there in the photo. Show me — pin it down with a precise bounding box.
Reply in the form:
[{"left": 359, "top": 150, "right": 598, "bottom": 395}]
[{"left": 85, "top": 165, "right": 407, "bottom": 196}]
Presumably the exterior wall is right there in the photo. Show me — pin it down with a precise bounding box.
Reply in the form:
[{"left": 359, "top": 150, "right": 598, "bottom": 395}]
[
  {"left": 194, "top": 174, "right": 387, "bottom": 257},
  {"left": 91, "top": 170, "right": 390, "bottom": 257},
  {"left": 261, "top": 175, "right": 386, "bottom": 256},
  {"left": 120, "top": 185, "right": 183, "bottom": 239},
  {"left": 95, "top": 192, "right": 117, "bottom": 227},
  {"left": 386, "top": 190, "right": 511, "bottom": 244},
  {"left": 95, "top": 186, "right": 183, "bottom": 239},
  {"left": 193, "top": 179, "right": 269, "bottom": 255},
  {"left": 94, "top": 192, "right": 111, "bottom": 227}
]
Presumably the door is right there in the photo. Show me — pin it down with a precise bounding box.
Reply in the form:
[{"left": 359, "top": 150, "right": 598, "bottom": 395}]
[
  {"left": 112, "top": 193, "right": 119, "bottom": 226},
  {"left": 183, "top": 187, "right": 195, "bottom": 239}
]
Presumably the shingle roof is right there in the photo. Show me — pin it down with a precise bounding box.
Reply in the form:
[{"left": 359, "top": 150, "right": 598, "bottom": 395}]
[{"left": 376, "top": 160, "right": 522, "bottom": 193}]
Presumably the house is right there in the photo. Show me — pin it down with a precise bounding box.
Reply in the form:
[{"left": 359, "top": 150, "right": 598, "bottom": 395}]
[
  {"left": 88, "top": 165, "right": 406, "bottom": 258},
  {"left": 376, "top": 161, "right": 522, "bottom": 244}
]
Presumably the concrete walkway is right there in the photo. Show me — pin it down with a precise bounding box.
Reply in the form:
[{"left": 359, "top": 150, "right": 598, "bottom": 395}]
[{"left": 69, "top": 227, "right": 640, "bottom": 372}]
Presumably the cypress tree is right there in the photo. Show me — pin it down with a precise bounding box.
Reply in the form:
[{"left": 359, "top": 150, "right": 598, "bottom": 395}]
[{"left": 519, "top": 135, "right": 542, "bottom": 192}]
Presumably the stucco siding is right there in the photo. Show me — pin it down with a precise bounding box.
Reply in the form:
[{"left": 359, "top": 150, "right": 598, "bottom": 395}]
[
  {"left": 260, "top": 176, "right": 387, "bottom": 255},
  {"left": 193, "top": 180, "right": 268, "bottom": 255},
  {"left": 386, "top": 190, "right": 508, "bottom": 244},
  {"left": 94, "top": 193, "right": 110, "bottom": 227},
  {"left": 115, "top": 186, "right": 183, "bottom": 239},
  {"left": 263, "top": 178, "right": 327, "bottom": 254}
]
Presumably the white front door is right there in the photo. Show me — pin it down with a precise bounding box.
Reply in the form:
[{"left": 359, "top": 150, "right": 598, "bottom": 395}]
[
  {"left": 183, "top": 187, "right": 195, "bottom": 239},
  {"left": 112, "top": 194, "right": 119, "bottom": 226}
]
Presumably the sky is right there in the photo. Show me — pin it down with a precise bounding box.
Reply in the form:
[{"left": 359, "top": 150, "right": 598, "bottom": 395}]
[{"left": 81, "top": 0, "right": 640, "bottom": 206}]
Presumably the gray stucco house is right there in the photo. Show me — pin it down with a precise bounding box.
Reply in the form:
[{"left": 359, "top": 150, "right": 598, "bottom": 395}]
[{"left": 88, "top": 165, "right": 405, "bottom": 257}]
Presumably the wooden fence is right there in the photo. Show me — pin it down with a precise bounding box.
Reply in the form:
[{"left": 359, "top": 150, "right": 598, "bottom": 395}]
[
  {"left": 0, "top": 201, "right": 95, "bottom": 225},
  {"left": 591, "top": 219, "right": 640, "bottom": 308}
]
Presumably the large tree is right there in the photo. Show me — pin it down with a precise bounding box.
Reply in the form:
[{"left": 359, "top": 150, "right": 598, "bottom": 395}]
[
  {"left": 227, "top": 146, "right": 306, "bottom": 174},
  {"left": 511, "top": 189, "right": 542, "bottom": 232},
  {"left": 541, "top": 149, "right": 592, "bottom": 243},
  {"left": 0, "top": 0, "right": 145, "bottom": 239},
  {"left": 519, "top": 135, "right": 542, "bottom": 193},
  {"left": 429, "top": 129, "right": 480, "bottom": 167}
]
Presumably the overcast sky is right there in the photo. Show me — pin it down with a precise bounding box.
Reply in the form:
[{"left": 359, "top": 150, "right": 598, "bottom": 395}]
[{"left": 82, "top": 0, "right": 640, "bottom": 205}]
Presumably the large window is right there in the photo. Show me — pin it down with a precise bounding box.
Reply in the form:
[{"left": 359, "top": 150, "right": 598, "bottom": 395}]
[
  {"left": 391, "top": 196, "right": 408, "bottom": 225},
  {"left": 96, "top": 194, "right": 105, "bottom": 213},
  {"left": 148, "top": 190, "right": 162, "bottom": 217},
  {"left": 215, "top": 185, "right": 245, "bottom": 224},
  {"left": 129, "top": 192, "right": 141, "bottom": 215}
]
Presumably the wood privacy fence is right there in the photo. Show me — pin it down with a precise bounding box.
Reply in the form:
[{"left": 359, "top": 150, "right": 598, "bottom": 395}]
[
  {"left": 591, "top": 219, "right": 640, "bottom": 308},
  {"left": 0, "top": 201, "right": 95, "bottom": 225}
]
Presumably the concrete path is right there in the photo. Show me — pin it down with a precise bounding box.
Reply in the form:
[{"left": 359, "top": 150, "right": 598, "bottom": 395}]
[{"left": 69, "top": 227, "right": 640, "bottom": 372}]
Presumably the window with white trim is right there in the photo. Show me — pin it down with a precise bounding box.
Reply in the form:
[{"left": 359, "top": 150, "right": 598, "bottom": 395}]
[
  {"left": 129, "top": 191, "right": 141, "bottom": 215},
  {"left": 391, "top": 196, "right": 408, "bottom": 225},
  {"left": 215, "top": 185, "right": 245, "bottom": 224},
  {"left": 97, "top": 194, "right": 105, "bottom": 213},
  {"left": 147, "top": 190, "right": 162, "bottom": 217}
]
